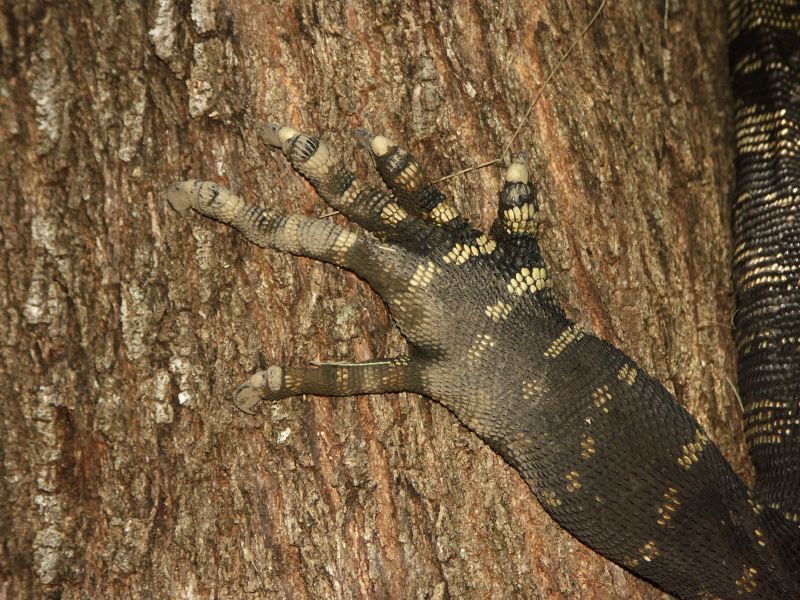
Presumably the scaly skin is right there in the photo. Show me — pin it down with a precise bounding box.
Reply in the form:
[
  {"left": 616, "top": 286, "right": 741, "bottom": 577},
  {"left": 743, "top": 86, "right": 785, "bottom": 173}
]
[
  {"left": 167, "top": 118, "right": 799, "bottom": 598},
  {"left": 164, "top": 1, "right": 800, "bottom": 596}
]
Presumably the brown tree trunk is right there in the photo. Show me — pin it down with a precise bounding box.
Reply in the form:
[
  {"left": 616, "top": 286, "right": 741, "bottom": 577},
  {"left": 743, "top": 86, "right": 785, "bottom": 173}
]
[{"left": 1, "top": 1, "right": 742, "bottom": 598}]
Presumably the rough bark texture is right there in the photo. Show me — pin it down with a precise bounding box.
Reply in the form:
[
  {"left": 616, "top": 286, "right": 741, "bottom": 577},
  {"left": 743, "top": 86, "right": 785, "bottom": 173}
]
[{"left": 0, "top": 1, "right": 740, "bottom": 598}]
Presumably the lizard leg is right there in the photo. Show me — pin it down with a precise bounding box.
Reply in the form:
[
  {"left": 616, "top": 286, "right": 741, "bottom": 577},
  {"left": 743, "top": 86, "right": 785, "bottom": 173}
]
[
  {"left": 166, "top": 180, "right": 375, "bottom": 273},
  {"left": 233, "top": 357, "right": 423, "bottom": 414}
]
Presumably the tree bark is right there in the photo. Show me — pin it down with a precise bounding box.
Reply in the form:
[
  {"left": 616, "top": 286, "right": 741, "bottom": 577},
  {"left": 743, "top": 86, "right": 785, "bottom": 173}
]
[{"left": 0, "top": 1, "right": 741, "bottom": 598}]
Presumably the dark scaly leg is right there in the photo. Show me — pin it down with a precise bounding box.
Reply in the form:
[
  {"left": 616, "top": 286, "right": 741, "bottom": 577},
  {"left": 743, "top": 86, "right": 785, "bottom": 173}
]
[
  {"left": 167, "top": 116, "right": 800, "bottom": 595},
  {"left": 233, "top": 358, "right": 423, "bottom": 414}
]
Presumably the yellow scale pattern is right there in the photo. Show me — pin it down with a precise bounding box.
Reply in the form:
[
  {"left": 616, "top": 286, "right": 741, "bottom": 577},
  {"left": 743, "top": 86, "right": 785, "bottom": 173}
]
[
  {"left": 429, "top": 201, "right": 459, "bottom": 224},
  {"left": 442, "top": 234, "right": 497, "bottom": 264},
  {"left": 543, "top": 325, "right": 585, "bottom": 358},
  {"left": 677, "top": 429, "right": 709, "bottom": 470},
  {"left": 501, "top": 202, "right": 538, "bottom": 234},
  {"left": 506, "top": 266, "right": 550, "bottom": 296},
  {"left": 656, "top": 487, "right": 681, "bottom": 527}
]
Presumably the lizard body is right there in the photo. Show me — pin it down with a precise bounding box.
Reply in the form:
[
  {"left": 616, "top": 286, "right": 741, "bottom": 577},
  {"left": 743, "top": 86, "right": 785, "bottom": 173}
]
[{"left": 167, "top": 1, "right": 800, "bottom": 597}]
